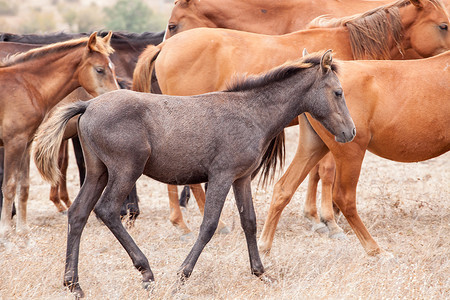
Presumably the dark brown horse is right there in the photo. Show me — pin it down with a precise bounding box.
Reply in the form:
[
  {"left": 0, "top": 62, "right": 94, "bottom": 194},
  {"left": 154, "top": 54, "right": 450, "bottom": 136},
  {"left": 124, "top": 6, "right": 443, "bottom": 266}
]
[
  {"left": 0, "top": 33, "right": 118, "bottom": 237},
  {"left": 34, "top": 51, "right": 355, "bottom": 297}
]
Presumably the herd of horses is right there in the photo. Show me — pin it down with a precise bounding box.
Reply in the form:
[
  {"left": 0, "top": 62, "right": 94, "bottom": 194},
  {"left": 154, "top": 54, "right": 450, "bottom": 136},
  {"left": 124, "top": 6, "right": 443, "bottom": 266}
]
[{"left": 0, "top": 0, "right": 449, "bottom": 297}]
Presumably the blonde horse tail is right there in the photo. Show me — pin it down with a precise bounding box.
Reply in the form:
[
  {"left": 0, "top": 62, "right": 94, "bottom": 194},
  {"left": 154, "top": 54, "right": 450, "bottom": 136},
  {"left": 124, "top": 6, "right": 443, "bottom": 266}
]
[
  {"left": 132, "top": 44, "right": 162, "bottom": 93},
  {"left": 34, "top": 101, "right": 90, "bottom": 186}
]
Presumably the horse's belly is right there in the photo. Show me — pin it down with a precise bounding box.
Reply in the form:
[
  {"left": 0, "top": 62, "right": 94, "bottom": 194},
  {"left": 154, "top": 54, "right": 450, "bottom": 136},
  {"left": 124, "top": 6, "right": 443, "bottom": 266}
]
[{"left": 143, "top": 159, "right": 208, "bottom": 185}]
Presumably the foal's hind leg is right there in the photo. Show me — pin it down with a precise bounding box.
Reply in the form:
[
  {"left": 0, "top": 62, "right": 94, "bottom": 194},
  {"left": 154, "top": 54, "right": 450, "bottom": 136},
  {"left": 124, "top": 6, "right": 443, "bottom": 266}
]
[
  {"left": 178, "top": 176, "right": 232, "bottom": 280},
  {"left": 94, "top": 170, "right": 154, "bottom": 288}
]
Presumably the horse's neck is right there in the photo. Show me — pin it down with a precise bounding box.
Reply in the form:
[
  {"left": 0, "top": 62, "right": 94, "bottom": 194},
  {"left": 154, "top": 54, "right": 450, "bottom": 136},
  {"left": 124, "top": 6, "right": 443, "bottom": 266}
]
[
  {"left": 15, "top": 48, "right": 83, "bottom": 112},
  {"left": 240, "top": 72, "right": 314, "bottom": 140}
]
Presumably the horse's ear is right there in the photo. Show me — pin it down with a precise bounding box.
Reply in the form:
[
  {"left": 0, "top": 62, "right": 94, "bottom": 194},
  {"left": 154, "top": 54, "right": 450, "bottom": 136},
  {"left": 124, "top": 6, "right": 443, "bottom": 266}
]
[
  {"left": 302, "top": 48, "right": 309, "bottom": 57},
  {"left": 320, "top": 49, "right": 333, "bottom": 73},
  {"left": 409, "top": 0, "right": 423, "bottom": 8},
  {"left": 88, "top": 31, "right": 98, "bottom": 52},
  {"left": 102, "top": 31, "right": 113, "bottom": 46}
]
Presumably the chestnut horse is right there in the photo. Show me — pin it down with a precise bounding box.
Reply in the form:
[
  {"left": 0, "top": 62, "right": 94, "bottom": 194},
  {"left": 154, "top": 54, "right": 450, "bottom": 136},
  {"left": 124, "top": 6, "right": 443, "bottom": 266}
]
[
  {"left": 133, "top": 0, "right": 450, "bottom": 236},
  {"left": 0, "top": 33, "right": 119, "bottom": 237},
  {"left": 164, "top": 0, "right": 393, "bottom": 38},
  {"left": 34, "top": 51, "right": 355, "bottom": 297},
  {"left": 259, "top": 50, "right": 450, "bottom": 256},
  {"left": 0, "top": 31, "right": 164, "bottom": 219}
]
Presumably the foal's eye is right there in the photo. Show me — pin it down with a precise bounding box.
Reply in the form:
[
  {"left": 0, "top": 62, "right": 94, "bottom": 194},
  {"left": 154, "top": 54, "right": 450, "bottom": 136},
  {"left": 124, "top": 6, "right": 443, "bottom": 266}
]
[
  {"left": 439, "top": 23, "right": 448, "bottom": 31},
  {"left": 95, "top": 67, "right": 105, "bottom": 74},
  {"left": 334, "top": 90, "right": 343, "bottom": 98}
]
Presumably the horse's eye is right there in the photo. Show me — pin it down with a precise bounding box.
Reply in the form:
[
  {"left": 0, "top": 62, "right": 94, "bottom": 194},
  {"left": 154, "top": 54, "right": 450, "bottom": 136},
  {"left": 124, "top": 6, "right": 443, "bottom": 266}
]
[
  {"left": 439, "top": 23, "right": 448, "bottom": 31},
  {"left": 334, "top": 90, "right": 343, "bottom": 98},
  {"left": 168, "top": 24, "right": 177, "bottom": 31},
  {"left": 95, "top": 67, "right": 105, "bottom": 74}
]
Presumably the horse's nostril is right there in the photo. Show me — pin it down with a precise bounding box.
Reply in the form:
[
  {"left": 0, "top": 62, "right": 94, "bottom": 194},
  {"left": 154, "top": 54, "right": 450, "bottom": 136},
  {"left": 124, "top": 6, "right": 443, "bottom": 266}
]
[{"left": 352, "top": 128, "right": 356, "bottom": 136}]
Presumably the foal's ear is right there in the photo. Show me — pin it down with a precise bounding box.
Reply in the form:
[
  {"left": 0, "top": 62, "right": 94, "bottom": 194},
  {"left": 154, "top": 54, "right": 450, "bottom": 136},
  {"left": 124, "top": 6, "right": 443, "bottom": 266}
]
[
  {"left": 320, "top": 49, "right": 333, "bottom": 74},
  {"left": 409, "top": 0, "right": 424, "bottom": 8},
  {"left": 302, "top": 48, "right": 309, "bottom": 57},
  {"left": 88, "top": 31, "right": 98, "bottom": 52},
  {"left": 102, "top": 31, "right": 113, "bottom": 46}
]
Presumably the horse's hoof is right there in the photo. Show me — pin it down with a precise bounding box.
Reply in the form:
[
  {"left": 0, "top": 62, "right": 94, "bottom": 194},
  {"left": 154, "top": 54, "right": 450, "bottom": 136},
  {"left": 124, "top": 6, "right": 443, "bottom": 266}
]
[
  {"left": 180, "top": 232, "right": 194, "bottom": 242},
  {"left": 60, "top": 210, "right": 68, "bottom": 216},
  {"left": 311, "top": 222, "right": 328, "bottom": 234},
  {"left": 217, "top": 226, "right": 231, "bottom": 234},
  {"left": 16, "top": 224, "right": 31, "bottom": 236},
  {"left": 142, "top": 280, "right": 155, "bottom": 292},
  {"left": 329, "top": 231, "right": 347, "bottom": 240},
  {"left": 259, "top": 273, "right": 277, "bottom": 285}
]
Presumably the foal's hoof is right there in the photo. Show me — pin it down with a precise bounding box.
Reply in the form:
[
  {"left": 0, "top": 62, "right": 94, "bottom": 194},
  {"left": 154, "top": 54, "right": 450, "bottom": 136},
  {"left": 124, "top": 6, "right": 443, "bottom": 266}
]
[
  {"left": 66, "top": 284, "right": 85, "bottom": 299},
  {"left": 259, "top": 273, "right": 277, "bottom": 285},
  {"left": 311, "top": 222, "right": 328, "bottom": 234},
  {"left": 60, "top": 210, "right": 68, "bottom": 216},
  {"left": 142, "top": 280, "right": 156, "bottom": 293}
]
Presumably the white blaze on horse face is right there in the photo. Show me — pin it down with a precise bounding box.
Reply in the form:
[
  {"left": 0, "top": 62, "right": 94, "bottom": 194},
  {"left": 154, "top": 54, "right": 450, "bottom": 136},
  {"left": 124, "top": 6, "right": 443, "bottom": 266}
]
[{"left": 107, "top": 58, "right": 120, "bottom": 89}]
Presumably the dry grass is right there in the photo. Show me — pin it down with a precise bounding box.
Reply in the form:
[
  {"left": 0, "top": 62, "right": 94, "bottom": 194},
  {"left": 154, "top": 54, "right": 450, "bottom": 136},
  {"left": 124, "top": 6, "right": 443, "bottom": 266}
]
[{"left": 0, "top": 126, "right": 449, "bottom": 299}]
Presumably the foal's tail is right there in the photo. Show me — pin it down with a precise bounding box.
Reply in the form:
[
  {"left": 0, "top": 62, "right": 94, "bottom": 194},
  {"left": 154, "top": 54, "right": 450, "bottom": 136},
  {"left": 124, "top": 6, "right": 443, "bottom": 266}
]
[
  {"left": 34, "top": 101, "right": 90, "bottom": 186},
  {"left": 252, "top": 132, "right": 286, "bottom": 188},
  {"left": 132, "top": 44, "right": 161, "bottom": 93}
]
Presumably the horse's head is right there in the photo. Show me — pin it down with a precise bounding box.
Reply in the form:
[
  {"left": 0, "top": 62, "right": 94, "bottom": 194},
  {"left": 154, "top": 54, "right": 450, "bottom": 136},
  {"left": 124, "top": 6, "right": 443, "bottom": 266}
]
[
  {"left": 165, "top": 0, "right": 217, "bottom": 40},
  {"left": 78, "top": 32, "right": 119, "bottom": 96},
  {"left": 401, "top": 0, "right": 450, "bottom": 57},
  {"left": 305, "top": 49, "right": 356, "bottom": 143}
]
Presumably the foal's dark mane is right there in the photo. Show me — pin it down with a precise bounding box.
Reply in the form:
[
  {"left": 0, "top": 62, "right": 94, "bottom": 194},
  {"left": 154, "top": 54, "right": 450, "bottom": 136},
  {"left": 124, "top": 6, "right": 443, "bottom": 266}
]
[
  {"left": 226, "top": 54, "right": 337, "bottom": 93},
  {"left": 226, "top": 53, "right": 338, "bottom": 187},
  {"left": 0, "top": 37, "right": 113, "bottom": 68},
  {"left": 308, "top": 0, "right": 445, "bottom": 59}
]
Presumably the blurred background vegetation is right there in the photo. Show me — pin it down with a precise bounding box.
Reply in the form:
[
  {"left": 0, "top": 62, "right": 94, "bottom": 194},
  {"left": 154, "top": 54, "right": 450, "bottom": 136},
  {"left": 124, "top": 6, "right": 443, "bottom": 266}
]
[{"left": 0, "top": 0, "right": 171, "bottom": 34}]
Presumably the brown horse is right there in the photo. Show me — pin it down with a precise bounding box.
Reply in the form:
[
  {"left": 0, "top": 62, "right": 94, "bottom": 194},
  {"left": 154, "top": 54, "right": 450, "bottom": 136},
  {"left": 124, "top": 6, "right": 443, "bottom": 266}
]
[
  {"left": 133, "top": 0, "right": 450, "bottom": 236},
  {"left": 0, "top": 31, "right": 164, "bottom": 217},
  {"left": 0, "top": 33, "right": 119, "bottom": 237},
  {"left": 259, "top": 50, "right": 450, "bottom": 256},
  {"left": 164, "top": 0, "right": 393, "bottom": 38},
  {"left": 34, "top": 51, "right": 355, "bottom": 297}
]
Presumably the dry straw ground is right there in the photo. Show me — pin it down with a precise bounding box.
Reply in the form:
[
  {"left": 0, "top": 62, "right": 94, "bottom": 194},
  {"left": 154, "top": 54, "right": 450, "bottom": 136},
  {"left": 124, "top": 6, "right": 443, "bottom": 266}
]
[{"left": 0, "top": 126, "right": 448, "bottom": 299}]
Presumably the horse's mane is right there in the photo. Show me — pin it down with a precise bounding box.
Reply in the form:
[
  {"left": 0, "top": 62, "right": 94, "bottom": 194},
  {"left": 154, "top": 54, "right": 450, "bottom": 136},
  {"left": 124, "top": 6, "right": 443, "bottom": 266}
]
[
  {"left": 0, "top": 37, "right": 114, "bottom": 68},
  {"left": 98, "top": 30, "right": 164, "bottom": 50},
  {"left": 308, "top": 0, "right": 446, "bottom": 59},
  {"left": 225, "top": 52, "right": 337, "bottom": 93},
  {"left": 0, "top": 31, "right": 83, "bottom": 44}
]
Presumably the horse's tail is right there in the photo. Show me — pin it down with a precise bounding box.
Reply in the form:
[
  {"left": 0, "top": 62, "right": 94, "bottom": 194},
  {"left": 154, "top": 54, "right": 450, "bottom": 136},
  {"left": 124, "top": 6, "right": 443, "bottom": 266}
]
[
  {"left": 34, "top": 101, "right": 90, "bottom": 186},
  {"left": 252, "top": 131, "right": 286, "bottom": 188},
  {"left": 132, "top": 44, "right": 162, "bottom": 93}
]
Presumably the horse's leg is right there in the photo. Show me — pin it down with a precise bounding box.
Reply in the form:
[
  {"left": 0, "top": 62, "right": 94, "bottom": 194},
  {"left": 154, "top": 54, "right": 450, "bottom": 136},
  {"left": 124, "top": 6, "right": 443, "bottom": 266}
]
[
  {"left": 178, "top": 176, "right": 232, "bottom": 280},
  {"left": 259, "top": 114, "right": 329, "bottom": 253},
  {"left": 16, "top": 149, "right": 31, "bottom": 234},
  {"left": 304, "top": 163, "right": 328, "bottom": 233},
  {"left": 0, "top": 148, "right": 16, "bottom": 220},
  {"left": 64, "top": 145, "right": 108, "bottom": 298},
  {"left": 71, "top": 136, "right": 85, "bottom": 185},
  {"left": 58, "top": 140, "right": 72, "bottom": 210},
  {"left": 317, "top": 153, "right": 345, "bottom": 239},
  {"left": 179, "top": 185, "right": 191, "bottom": 208},
  {"left": 190, "top": 183, "right": 230, "bottom": 234},
  {"left": 120, "top": 185, "right": 140, "bottom": 227},
  {"left": 49, "top": 140, "right": 70, "bottom": 213},
  {"left": 332, "top": 150, "right": 382, "bottom": 255},
  {"left": 168, "top": 184, "right": 191, "bottom": 235},
  {"left": 94, "top": 168, "right": 154, "bottom": 290},
  {"left": 232, "top": 176, "right": 267, "bottom": 279}
]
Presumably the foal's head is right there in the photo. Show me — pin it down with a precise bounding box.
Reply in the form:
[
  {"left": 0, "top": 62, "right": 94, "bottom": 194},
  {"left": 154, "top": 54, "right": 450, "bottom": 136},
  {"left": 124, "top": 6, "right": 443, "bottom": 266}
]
[
  {"left": 78, "top": 32, "right": 119, "bottom": 96},
  {"left": 302, "top": 50, "right": 356, "bottom": 143}
]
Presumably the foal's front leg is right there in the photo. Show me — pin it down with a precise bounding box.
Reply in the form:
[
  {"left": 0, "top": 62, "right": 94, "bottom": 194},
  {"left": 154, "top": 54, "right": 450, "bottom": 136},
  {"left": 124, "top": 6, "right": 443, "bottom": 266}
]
[{"left": 178, "top": 177, "right": 232, "bottom": 280}]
